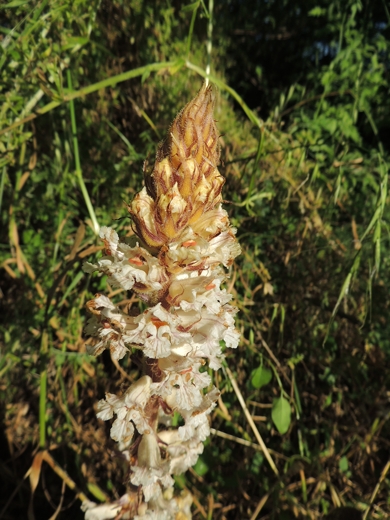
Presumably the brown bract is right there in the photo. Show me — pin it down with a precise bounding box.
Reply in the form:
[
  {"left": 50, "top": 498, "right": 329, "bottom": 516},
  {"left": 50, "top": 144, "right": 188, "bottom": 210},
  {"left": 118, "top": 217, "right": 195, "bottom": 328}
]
[{"left": 128, "top": 84, "right": 225, "bottom": 248}]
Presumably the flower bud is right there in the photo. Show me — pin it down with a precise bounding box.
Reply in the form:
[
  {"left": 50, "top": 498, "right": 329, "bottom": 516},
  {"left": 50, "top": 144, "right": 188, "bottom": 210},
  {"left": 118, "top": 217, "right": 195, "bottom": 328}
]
[
  {"left": 129, "top": 84, "right": 224, "bottom": 248},
  {"left": 137, "top": 433, "right": 162, "bottom": 469}
]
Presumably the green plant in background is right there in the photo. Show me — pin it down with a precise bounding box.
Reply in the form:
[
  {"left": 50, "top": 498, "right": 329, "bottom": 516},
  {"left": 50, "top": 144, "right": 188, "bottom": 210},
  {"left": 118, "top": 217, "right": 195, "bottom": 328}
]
[{"left": 1, "top": 0, "right": 390, "bottom": 519}]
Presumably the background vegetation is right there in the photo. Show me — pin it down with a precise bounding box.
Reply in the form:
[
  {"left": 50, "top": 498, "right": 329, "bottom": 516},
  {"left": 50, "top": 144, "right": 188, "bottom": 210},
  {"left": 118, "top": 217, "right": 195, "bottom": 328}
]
[{"left": 1, "top": 0, "right": 389, "bottom": 518}]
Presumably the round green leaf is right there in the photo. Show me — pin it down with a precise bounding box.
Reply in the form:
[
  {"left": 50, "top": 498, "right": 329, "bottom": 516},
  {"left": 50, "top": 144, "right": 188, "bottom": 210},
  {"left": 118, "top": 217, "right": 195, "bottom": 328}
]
[
  {"left": 271, "top": 396, "right": 291, "bottom": 434},
  {"left": 251, "top": 365, "right": 272, "bottom": 389},
  {"left": 193, "top": 457, "right": 209, "bottom": 477},
  {"left": 339, "top": 456, "right": 349, "bottom": 473}
]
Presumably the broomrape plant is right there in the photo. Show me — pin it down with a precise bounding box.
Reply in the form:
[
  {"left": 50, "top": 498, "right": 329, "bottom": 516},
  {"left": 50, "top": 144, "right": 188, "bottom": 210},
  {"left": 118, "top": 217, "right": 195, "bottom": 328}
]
[{"left": 82, "top": 84, "right": 241, "bottom": 519}]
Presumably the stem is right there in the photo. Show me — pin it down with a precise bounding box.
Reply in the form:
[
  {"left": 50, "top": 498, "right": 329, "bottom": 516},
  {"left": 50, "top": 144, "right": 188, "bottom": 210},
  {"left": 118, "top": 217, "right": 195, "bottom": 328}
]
[
  {"left": 205, "top": 0, "right": 214, "bottom": 85},
  {"left": 226, "top": 366, "right": 279, "bottom": 476},
  {"left": 0, "top": 61, "right": 176, "bottom": 136},
  {"left": 39, "top": 331, "right": 48, "bottom": 447},
  {"left": 67, "top": 70, "right": 100, "bottom": 235}
]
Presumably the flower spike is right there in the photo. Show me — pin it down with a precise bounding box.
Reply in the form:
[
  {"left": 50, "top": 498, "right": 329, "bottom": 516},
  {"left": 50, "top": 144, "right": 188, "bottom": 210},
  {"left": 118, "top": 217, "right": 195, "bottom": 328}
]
[{"left": 83, "top": 83, "right": 240, "bottom": 520}]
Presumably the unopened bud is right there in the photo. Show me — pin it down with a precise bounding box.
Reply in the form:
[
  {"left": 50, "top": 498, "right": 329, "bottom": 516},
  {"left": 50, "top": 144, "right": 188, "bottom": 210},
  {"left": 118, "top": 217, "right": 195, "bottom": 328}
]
[
  {"left": 138, "top": 433, "right": 161, "bottom": 469},
  {"left": 129, "top": 83, "right": 224, "bottom": 248}
]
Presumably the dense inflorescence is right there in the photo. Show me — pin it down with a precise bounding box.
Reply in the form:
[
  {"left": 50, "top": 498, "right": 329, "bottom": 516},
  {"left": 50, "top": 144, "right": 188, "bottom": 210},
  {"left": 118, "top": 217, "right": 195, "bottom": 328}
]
[{"left": 82, "top": 84, "right": 240, "bottom": 520}]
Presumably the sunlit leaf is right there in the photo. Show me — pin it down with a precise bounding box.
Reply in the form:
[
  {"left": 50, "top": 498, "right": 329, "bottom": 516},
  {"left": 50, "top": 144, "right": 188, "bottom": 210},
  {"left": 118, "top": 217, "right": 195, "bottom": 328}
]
[
  {"left": 251, "top": 365, "right": 272, "bottom": 389},
  {"left": 0, "top": 0, "right": 31, "bottom": 8},
  {"left": 272, "top": 396, "right": 291, "bottom": 434}
]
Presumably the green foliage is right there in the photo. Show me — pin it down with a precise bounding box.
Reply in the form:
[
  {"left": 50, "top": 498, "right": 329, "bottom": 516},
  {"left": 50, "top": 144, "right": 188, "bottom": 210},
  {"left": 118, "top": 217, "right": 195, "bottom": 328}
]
[
  {"left": 1, "top": 0, "right": 390, "bottom": 519},
  {"left": 251, "top": 363, "right": 272, "bottom": 389},
  {"left": 271, "top": 396, "right": 292, "bottom": 435}
]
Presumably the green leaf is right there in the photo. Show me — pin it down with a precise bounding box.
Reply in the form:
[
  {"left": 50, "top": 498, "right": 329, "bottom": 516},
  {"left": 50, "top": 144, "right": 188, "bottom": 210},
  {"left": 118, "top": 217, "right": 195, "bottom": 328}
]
[
  {"left": 141, "top": 70, "right": 151, "bottom": 84},
  {"left": 61, "top": 36, "right": 89, "bottom": 51},
  {"left": 251, "top": 365, "right": 272, "bottom": 389},
  {"left": 0, "top": 0, "right": 31, "bottom": 8},
  {"left": 308, "top": 6, "right": 326, "bottom": 16},
  {"left": 87, "top": 483, "right": 108, "bottom": 502},
  {"left": 54, "top": 352, "right": 66, "bottom": 367},
  {"left": 193, "top": 457, "right": 209, "bottom": 476},
  {"left": 181, "top": 1, "right": 200, "bottom": 12},
  {"left": 271, "top": 396, "right": 291, "bottom": 434},
  {"left": 339, "top": 456, "right": 349, "bottom": 473},
  {"left": 169, "top": 58, "right": 185, "bottom": 75}
]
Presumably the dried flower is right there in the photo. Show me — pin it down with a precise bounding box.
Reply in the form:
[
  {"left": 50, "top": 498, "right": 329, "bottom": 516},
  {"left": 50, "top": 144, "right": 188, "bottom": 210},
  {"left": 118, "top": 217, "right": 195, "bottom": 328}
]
[{"left": 83, "top": 83, "right": 240, "bottom": 519}]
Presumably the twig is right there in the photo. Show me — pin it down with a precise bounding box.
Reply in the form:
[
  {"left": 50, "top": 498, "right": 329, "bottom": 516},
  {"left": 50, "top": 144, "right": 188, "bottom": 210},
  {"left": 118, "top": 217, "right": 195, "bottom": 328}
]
[
  {"left": 210, "top": 428, "right": 283, "bottom": 459},
  {"left": 363, "top": 458, "right": 390, "bottom": 520},
  {"left": 258, "top": 333, "right": 292, "bottom": 386},
  {"left": 249, "top": 492, "right": 270, "bottom": 520},
  {"left": 191, "top": 494, "right": 207, "bottom": 519},
  {"left": 39, "top": 451, "right": 90, "bottom": 503},
  {"left": 225, "top": 366, "right": 279, "bottom": 476},
  {"left": 0, "top": 466, "right": 31, "bottom": 518}
]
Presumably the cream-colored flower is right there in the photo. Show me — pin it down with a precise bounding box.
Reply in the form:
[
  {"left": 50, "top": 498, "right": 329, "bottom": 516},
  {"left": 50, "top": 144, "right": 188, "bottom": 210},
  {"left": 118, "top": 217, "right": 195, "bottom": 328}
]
[
  {"left": 83, "top": 84, "right": 240, "bottom": 520},
  {"left": 84, "top": 227, "right": 168, "bottom": 298},
  {"left": 151, "top": 366, "right": 211, "bottom": 412},
  {"left": 82, "top": 493, "right": 135, "bottom": 520},
  {"left": 131, "top": 434, "right": 173, "bottom": 501},
  {"left": 162, "top": 433, "right": 205, "bottom": 476},
  {"left": 96, "top": 377, "right": 153, "bottom": 449},
  {"left": 84, "top": 293, "right": 138, "bottom": 359}
]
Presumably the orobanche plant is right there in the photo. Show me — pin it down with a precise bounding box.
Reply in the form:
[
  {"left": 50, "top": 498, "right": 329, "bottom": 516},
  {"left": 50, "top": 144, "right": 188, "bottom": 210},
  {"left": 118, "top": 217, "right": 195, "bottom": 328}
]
[{"left": 82, "top": 83, "right": 241, "bottom": 519}]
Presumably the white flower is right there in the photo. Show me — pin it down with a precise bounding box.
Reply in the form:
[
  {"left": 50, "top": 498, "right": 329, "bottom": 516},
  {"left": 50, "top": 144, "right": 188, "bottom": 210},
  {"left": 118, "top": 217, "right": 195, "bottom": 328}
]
[
  {"left": 179, "top": 387, "right": 220, "bottom": 442},
  {"left": 82, "top": 501, "right": 121, "bottom": 520},
  {"left": 85, "top": 316, "right": 129, "bottom": 360},
  {"left": 134, "top": 507, "right": 172, "bottom": 520},
  {"left": 158, "top": 429, "right": 205, "bottom": 475},
  {"left": 83, "top": 86, "right": 241, "bottom": 520},
  {"left": 191, "top": 205, "right": 230, "bottom": 238},
  {"left": 83, "top": 227, "right": 168, "bottom": 296},
  {"left": 84, "top": 294, "right": 138, "bottom": 360},
  {"left": 172, "top": 304, "right": 239, "bottom": 369},
  {"left": 164, "top": 227, "right": 240, "bottom": 273},
  {"left": 96, "top": 377, "right": 153, "bottom": 449},
  {"left": 168, "top": 271, "right": 232, "bottom": 312},
  {"left": 206, "top": 228, "right": 241, "bottom": 267},
  {"left": 131, "top": 434, "right": 173, "bottom": 502},
  {"left": 151, "top": 361, "right": 211, "bottom": 412},
  {"left": 81, "top": 493, "right": 131, "bottom": 520},
  {"left": 124, "top": 303, "right": 190, "bottom": 359}
]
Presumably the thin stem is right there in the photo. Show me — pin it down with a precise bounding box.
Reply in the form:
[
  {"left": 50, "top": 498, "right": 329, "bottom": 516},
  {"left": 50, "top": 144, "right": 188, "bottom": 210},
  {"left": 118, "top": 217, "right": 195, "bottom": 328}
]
[
  {"left": 67, "top": 70, "right": 100, "bottom": 235},
  {"left": 0, "top": 162, "right": 6, "bottom": 219},
  {"left": 186, "top": 2, "right": 199, "bottom": 58},
  {"left": 225, "top": 366, "right": 279, "bottom": 476},
  {"left": 205, "top": 0, "right": 214, "bottom": 85},
  {"left": 39, "top": 331, "right": 48, "bottom": 447},
  {"left": 363, "top": 458, "right": 390, "bottom": 520},
  {"left": 0, "top": 61, "right": 176, "bottom": 136}
]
